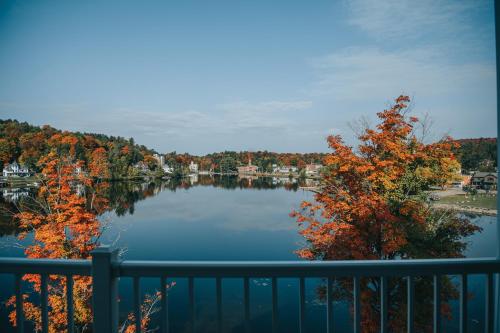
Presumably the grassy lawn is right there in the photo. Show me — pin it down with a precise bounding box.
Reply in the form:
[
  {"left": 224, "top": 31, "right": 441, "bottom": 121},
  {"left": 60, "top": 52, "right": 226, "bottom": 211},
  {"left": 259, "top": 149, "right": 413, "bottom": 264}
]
[{"left": 439, "top": 194, "right": 497, "bottom": 210}]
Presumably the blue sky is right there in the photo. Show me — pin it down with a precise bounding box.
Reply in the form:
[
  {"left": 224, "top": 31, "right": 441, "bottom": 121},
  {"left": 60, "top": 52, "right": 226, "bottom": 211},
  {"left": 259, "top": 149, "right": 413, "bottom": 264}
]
[{"left": 0, "top": 0, "right": 496, "bottom": 154}]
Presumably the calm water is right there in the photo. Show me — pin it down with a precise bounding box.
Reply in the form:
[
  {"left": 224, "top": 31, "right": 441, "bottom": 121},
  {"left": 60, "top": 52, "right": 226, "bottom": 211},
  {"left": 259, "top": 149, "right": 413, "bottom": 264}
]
[{"left": 0, "top": 176, "right": 497, "bottom": 332}]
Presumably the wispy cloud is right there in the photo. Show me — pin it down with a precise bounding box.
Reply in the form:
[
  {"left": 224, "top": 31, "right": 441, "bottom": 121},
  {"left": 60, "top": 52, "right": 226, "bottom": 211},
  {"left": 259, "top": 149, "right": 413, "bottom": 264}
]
[
  {"left": 302, "top": 0, "right": 496, "bottom": 142},
  {"left": 346, "top": 0, "right": 490, "bottom": 42},
  {"left": 308, "top": 0, "right": 495, "bottom": 100},
  {"left": 215, "top": 100, "right": 313, "bottom": 131},
  {"left": 308, "top": 47, "right": 494, "bottom": 100},
  {"left": 218, "top": 100, "right": 313, "bottom": 114},
  {"left": 58, "top": 99, "right": 314, "bottom": 145}
]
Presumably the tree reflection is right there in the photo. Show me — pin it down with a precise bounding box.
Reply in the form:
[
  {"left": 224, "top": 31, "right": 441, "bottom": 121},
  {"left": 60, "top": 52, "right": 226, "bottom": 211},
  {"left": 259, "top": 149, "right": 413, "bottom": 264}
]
[{"left": 2, "top": 173, "right": 308, "bottom": 331}]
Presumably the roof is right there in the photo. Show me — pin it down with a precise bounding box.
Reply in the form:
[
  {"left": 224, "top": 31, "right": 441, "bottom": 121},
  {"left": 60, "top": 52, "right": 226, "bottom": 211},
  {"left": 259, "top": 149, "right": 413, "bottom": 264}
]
[{"left": 472, "top": 172, "right": 497, "bottom": 178}]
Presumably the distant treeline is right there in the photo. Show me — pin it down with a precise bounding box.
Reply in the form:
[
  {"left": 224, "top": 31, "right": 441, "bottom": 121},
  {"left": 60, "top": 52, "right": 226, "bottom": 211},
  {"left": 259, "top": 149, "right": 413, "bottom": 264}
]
[
  {"left": 0, "top": 119, "right": 495, "bottom": 176},
  {"left": 164, "top": 150, "right": 326, "bottom": 174},
  {"left": 453, "top": 138, "right": 497, "bottom": 173},
  {"left": 0, "top": 119, "right": 326, "bottom": 176}
]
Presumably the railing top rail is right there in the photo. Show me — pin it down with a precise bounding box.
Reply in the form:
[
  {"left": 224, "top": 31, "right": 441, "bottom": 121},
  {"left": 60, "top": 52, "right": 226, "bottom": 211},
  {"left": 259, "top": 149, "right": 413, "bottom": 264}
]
[
  {"left": 0, "top": 257, "right": 92, "bottom": 275},
  {"left": 116, "top": 257, "right": 500, "bottom": 277},
  {"left": 1, "top": 256, "right": 499, "bottom": 278}
]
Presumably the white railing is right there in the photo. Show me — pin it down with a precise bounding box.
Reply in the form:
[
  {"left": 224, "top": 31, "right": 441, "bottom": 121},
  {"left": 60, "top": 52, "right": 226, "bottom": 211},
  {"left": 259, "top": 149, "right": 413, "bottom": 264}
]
[{"left": 1, "top": 246, "right": 499, "bottom": 333}]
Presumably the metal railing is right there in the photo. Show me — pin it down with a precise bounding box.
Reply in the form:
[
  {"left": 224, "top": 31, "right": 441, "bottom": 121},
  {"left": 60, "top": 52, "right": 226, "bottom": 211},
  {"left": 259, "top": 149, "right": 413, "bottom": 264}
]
[{"left": 1, "top": 246, "right": 499, "bottom": 333}]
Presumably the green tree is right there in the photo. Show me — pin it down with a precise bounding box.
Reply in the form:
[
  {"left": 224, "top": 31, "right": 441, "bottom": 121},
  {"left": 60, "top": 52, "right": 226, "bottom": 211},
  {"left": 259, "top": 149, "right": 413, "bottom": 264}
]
[{"left": 220, "top": 156, "right": 237, "bottom": 173}]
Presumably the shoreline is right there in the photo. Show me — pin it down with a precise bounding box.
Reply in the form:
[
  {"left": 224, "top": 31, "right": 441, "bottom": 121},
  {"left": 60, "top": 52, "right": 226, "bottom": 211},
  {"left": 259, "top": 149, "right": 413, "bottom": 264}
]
[
  {"left": 431, "top": 203, "right": 497, "bottom": 216},
  {"left": 299, "top": 186, "right": 498, "bottom": 216}
]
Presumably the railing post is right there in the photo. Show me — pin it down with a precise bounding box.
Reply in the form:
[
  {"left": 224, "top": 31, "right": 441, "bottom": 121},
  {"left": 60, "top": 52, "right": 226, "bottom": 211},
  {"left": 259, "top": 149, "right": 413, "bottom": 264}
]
[
  {"left": 91, "top": 246, "right": 119, "bottom": 333},
  {"left": 495, "top": 0, "right": 500, "bottom": 332}
]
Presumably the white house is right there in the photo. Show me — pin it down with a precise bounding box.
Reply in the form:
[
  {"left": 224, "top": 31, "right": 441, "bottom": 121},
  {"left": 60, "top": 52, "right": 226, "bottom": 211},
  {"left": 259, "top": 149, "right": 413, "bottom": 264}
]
[
  {"left": 2, "top": 162, "right": 32, "bottom": 178},
  {"left": 273, "top": 165, "right": 298, "bottom": 174},
  {"left": 162, "top": 164, "right": 174, "bottom": 174},
  {"left": 189, "top": 161, "right": 199, "bottom": 174},
  {"left": 305, "top": 164, "right": 322, "bottom": 176},
  {"left": 134, "top": 161, "right": 150, "bottom": 173},
  {"left": 153, "top": 154, "right": 165, "bottom": 167}
]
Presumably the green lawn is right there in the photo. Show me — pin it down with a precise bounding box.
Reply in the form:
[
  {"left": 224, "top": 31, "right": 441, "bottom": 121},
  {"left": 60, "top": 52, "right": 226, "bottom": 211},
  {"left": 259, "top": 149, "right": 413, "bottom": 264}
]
[{"left": 439, "top": 194, "right": 497, "bottom": 210}]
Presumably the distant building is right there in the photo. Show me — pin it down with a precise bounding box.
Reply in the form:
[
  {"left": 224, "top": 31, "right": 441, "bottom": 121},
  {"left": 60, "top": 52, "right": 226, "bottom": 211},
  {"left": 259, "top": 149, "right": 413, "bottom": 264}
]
[
  {"left": 153, "top": 154, "right": 165, "bottom": 166},
  {"left": 237, "top": 159, "right": 258, "bottom": 174},
  {"left": 2, "top": 162, "right": 32, "bottom": 178},
  {"left": 134, "top": 161, "right": 150, "bottom": 173},
  {"left": 162, "top": 164, "right": 174, "bottom": 174},
  {"left": 305, "top": 164, "right": 322, "bottom": 176},
  {"left": 272, "top": 165, "right": 298, "bottom": 174},
  {"left": 470, "top": 172, "right": 497, "bottom": 189},
  {"left": 189, "top": 161, "right": 199, "bottom": 174}
]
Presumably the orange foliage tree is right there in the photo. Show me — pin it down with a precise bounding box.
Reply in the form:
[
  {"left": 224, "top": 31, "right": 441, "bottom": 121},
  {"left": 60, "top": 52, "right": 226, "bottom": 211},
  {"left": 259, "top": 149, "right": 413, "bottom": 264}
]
[
  {"left": 291, "top": 96, "right": 479, "bottom": 332},
  {"left": 7, "top": 135, "right": 166, "bottom": 332},
  {"left": 8, "top": 147, "right": 100, "bottom": 331}
]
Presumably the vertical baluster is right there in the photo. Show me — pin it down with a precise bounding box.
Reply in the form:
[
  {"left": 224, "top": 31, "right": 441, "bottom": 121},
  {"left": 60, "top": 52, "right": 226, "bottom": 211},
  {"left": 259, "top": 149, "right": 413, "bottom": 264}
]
[
  {"left": 134, "top": 277, "right": 141, "bottom": 333},
  {"left": 460, "top": 274, "right": 467, "bottom": 333},
  {"left": 160, "top": 276, "right": 169, "bottom": 333},
  {"left": 41, "top": 274, "right": 49, "bottom": 333},
  {"left": 66, "top": 275, "right": 74, "bottom": 333},
  {"left": 407, "top": 276, "right": 414, "bottom": 333},
  {"left": 353, "top": 276, "right": 360, "bottom": 333},
  {"left": 243, "top": 277, "right": 250, "bottom": 333},
  {"left": 216, "top": 277, "right": 222, "bottom": 333},
  {"left": 380, "top": 276, "right": 388, "bottom": 333},
  {"left": 189, "top": 277, "right": 195, "bottom": 333},
  {"left": 15, "top": 274, "right": 24, "bottom": 333},
  {"left": 326, "top": 277, "right": 333, "bottom": 333},
  {"left": 485, "top": 273, "right": 493, "bottom": 333},
  {"left": 433, "top": 275, "right": 441, "bottom": 333},
  {"left": 272, "top": 277, "right": 278, "bottom": 333},
  {"left": 299, "top": 277, "right": 305, "bottom": 333}
]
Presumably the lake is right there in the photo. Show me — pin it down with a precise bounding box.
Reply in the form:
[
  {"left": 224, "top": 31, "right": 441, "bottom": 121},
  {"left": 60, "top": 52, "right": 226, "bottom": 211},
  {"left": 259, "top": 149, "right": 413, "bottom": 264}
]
[{"left": 0, "top": 176, "right": 497, "bottom": 332}]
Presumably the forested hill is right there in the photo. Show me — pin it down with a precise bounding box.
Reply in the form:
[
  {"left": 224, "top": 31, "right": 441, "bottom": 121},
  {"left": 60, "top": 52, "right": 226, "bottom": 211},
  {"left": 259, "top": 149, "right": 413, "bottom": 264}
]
[
  {"left": 0, "top": 119, "right": 326, "bottom": 177},
  {"left": 453, "top": 138, "right": 497, "bottom": 172},
  {"left": 0, "top": 119, "right": 157, "bottom": 179},
  {"left": 0, "top": 119, "right": 496, "bottom": 176}
]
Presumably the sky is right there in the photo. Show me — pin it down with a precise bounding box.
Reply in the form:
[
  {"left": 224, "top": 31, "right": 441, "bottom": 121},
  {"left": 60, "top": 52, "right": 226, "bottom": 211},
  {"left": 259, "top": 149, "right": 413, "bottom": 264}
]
[{"left": 0, "top": 0, "right": 496, "bottom": 155}]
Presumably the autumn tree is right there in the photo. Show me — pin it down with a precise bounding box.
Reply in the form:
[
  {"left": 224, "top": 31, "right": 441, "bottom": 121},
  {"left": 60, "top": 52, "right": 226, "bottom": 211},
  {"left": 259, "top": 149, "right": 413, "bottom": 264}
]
[
  {"left": 8, "top": 149, "right": 100, "bottom": 331},
  {"left": 291, "top": 96, "right": 479, "bottom": 332},
  {"left": 8, "top": 144, "right": 165, "bottom": 332},
  {"left": 19, "top": 132, "right": 48, "bottom": 170},
  {"left": 0, "top": 138, "right": 14, "bottom": 165}
]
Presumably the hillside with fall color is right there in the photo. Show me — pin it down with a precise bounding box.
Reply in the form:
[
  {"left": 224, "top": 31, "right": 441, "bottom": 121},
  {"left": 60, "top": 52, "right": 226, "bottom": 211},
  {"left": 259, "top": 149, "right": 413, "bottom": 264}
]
[
  {"left": 0, "top": 119, "right": 327, "bottom": 177},
  {"left": 0, "top": 119, "right": 496, "bottom": 177},
  {"left": 0, "top": 119, "right": 157, "bottom": 179}
]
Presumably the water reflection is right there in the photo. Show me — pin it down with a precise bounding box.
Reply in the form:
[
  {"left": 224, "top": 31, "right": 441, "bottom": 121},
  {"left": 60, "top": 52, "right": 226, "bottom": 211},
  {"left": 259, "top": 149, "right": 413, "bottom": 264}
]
[
  {"left": 0, "top": 175, "right": 315, "bottom": 332},
  {"left": 0, "top": 175, "right": 493, "bottom": 332},
  {"left": 1, "top": 175, "right": 313, "bottom": 226}
]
